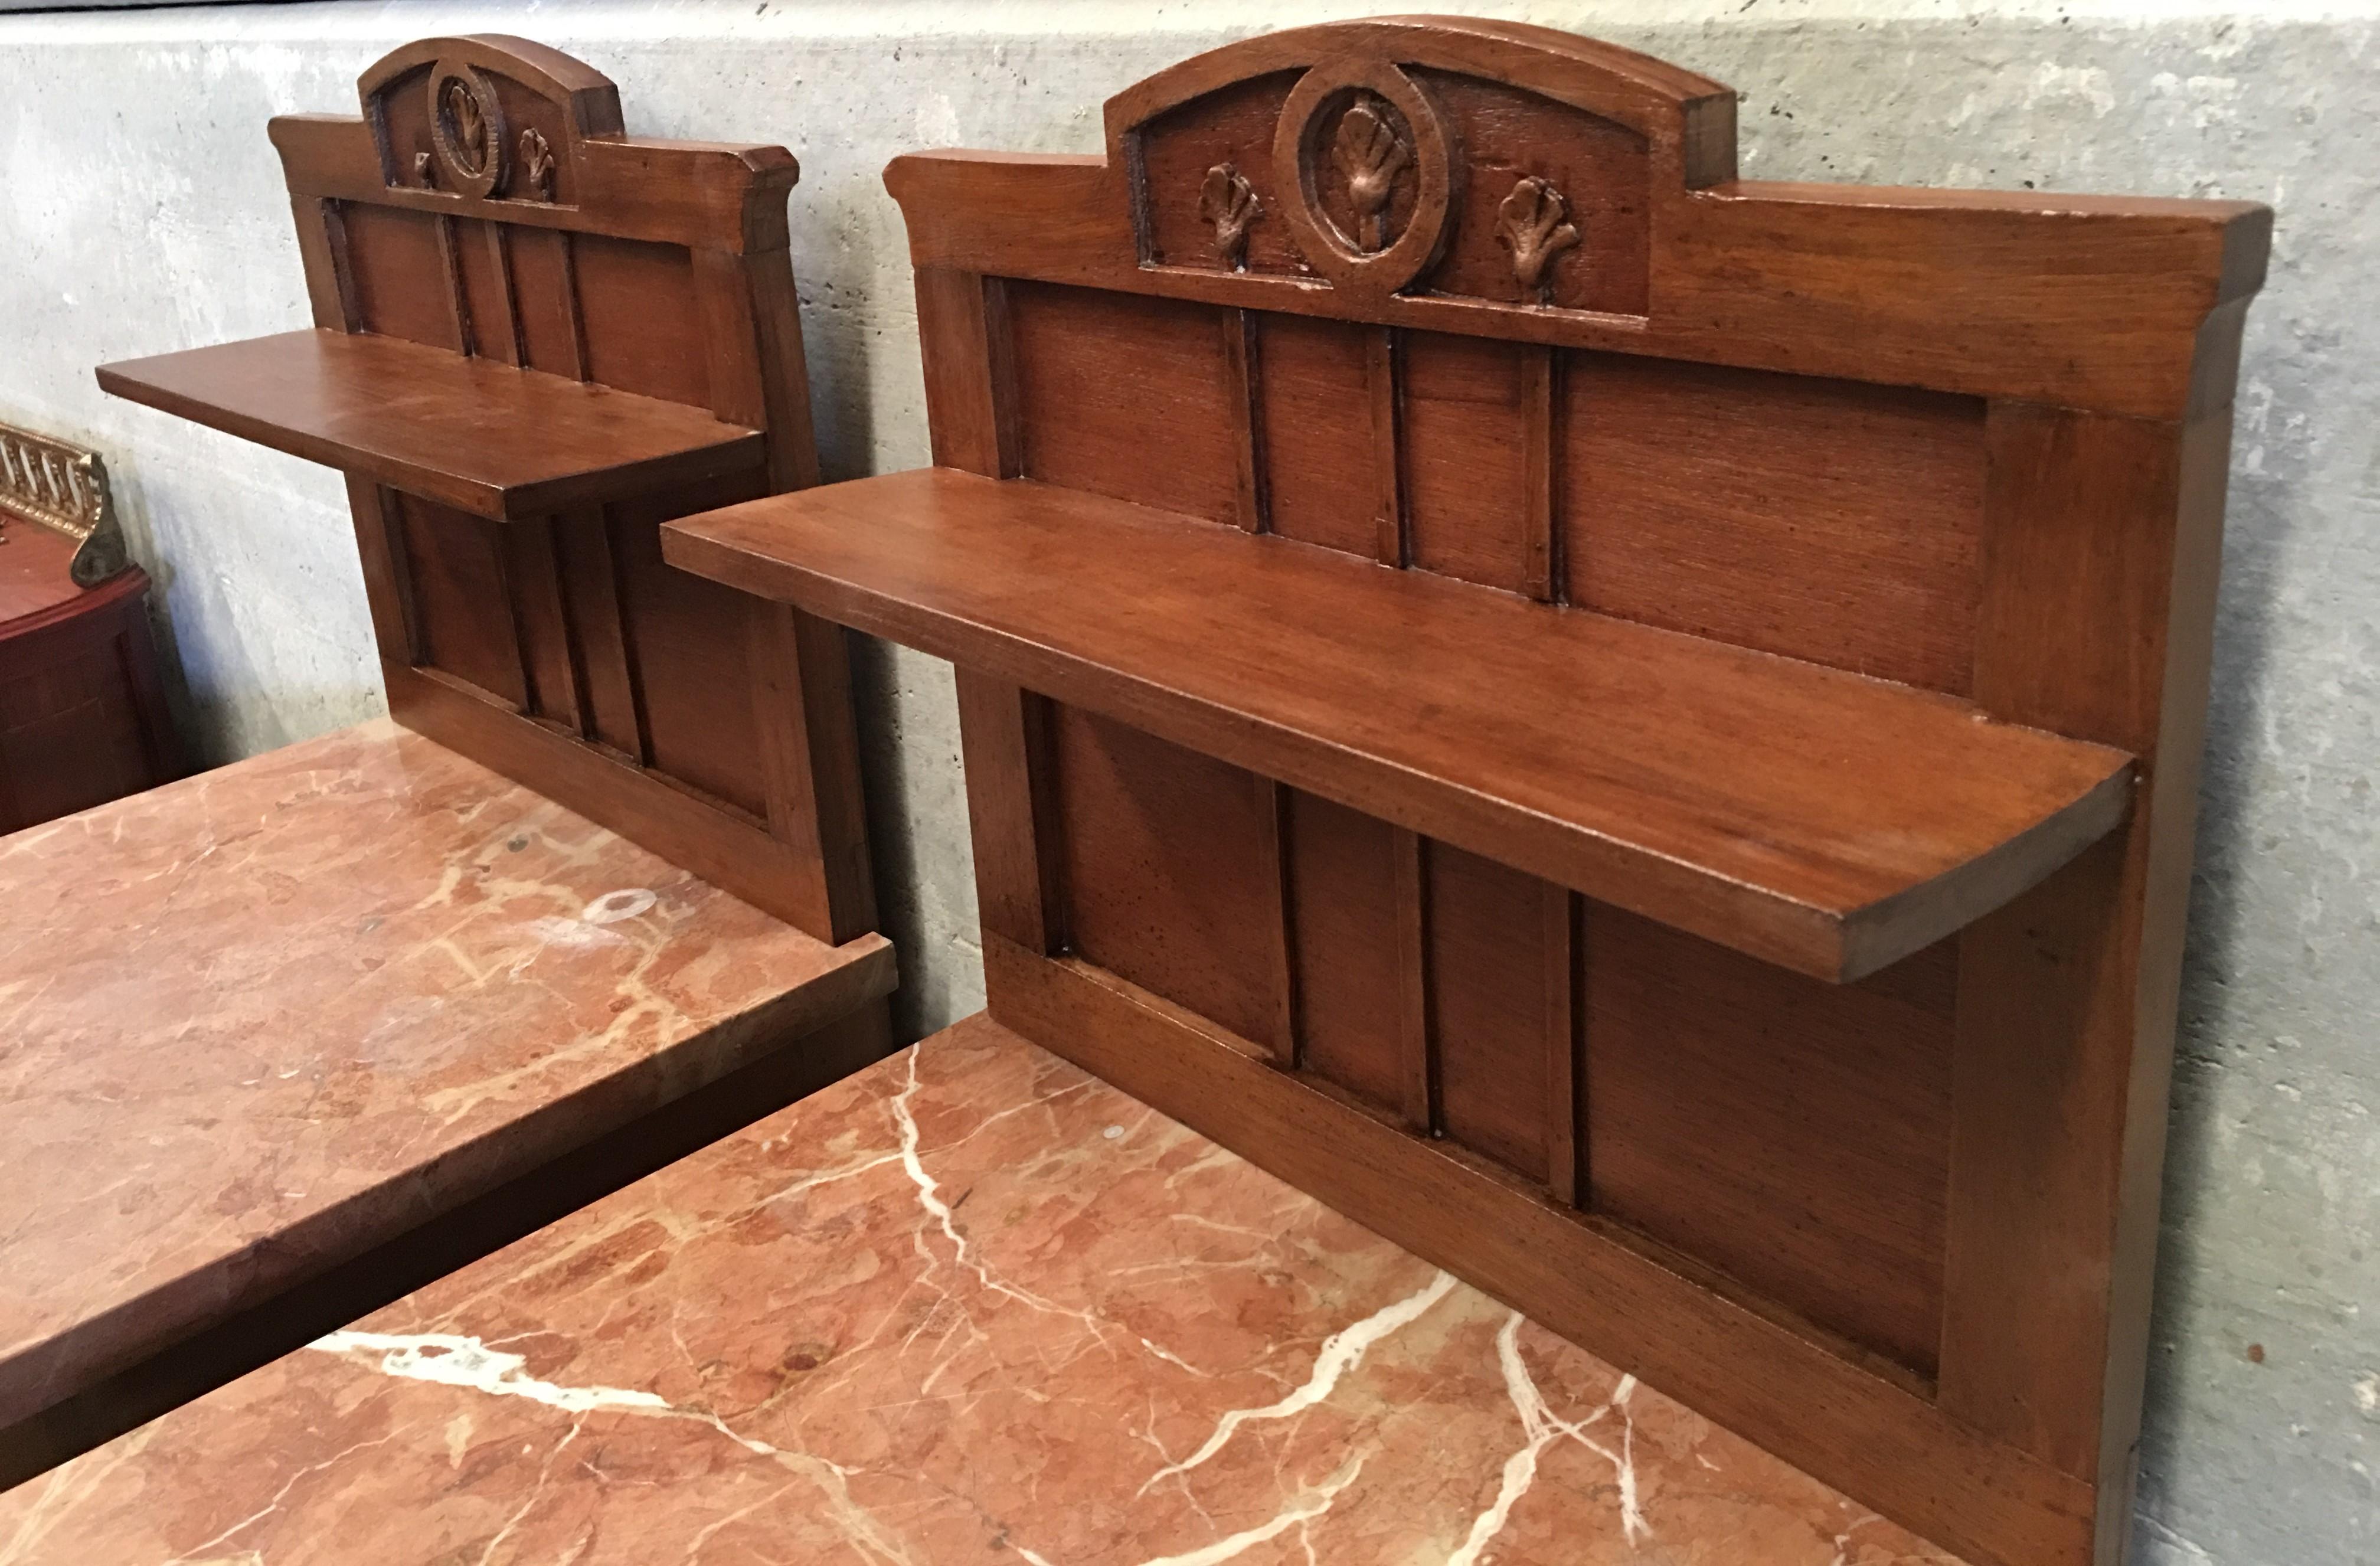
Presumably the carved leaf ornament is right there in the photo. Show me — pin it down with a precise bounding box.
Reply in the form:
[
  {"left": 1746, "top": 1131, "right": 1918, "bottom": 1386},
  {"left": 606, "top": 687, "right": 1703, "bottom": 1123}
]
[
  {"left": 1198, "top": 162, "right": 1261, "bottom": 269},
  {"left": 1496, "top": 175, "right": 1582, "bottom": 300},
  {"left": 1330, "top": 95, "right": 1411, "bottom": 254}
]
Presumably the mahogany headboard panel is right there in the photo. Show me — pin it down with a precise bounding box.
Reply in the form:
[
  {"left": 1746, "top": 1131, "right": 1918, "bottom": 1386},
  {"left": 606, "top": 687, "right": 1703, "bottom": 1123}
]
[
  {"left": 669, "top": 17, "right": 2265, "bottom": 1565},
  {"left": 257, "top": 37, "right": 870, "bottom": 941}
]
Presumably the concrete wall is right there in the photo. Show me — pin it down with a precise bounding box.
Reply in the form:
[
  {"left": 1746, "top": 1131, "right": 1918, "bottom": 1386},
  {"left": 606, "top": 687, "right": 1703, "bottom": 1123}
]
[{"left": 1, "top": 1, "right": 2370, "bottom": 1560}]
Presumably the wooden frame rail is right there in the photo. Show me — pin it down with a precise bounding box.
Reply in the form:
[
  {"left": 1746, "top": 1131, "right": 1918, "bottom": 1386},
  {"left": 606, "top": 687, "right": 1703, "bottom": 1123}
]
[{"left": 665, "top": 17, "right": 2265, "bottom": 1566}]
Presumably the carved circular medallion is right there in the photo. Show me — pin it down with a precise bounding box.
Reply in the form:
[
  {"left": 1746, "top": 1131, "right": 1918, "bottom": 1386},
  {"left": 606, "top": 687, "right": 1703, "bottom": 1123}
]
[
  {"left": 1270, "top": 59, "right": 1456, "bottom": 303},
  {"left": 427, "top": 62, "right": 508, "bottom": 198}
]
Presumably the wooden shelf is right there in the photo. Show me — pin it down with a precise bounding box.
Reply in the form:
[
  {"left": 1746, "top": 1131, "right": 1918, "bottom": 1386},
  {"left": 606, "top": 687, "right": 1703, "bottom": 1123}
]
[
  {"left": 665, "top": 467, "right": 2135, "bottom": 982},
  {"left": 98, "top": 329, "right": 764, "bottom": 521}
]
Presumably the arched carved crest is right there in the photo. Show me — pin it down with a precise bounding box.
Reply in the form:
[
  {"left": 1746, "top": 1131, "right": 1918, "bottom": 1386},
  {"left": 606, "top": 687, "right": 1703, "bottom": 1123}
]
[
  {"left": 358, "top": 35, "right": 626, "bottom": 205},
  {"left": 1111, "top": 18, "right": 1734, "bottom": 316}
]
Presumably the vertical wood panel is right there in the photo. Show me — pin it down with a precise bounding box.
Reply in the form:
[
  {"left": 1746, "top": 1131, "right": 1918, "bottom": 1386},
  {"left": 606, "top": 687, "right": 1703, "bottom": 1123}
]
[
  {"left": 291, "top": 198, "right": 362, "bottom": 332},
  {"left": 1052, "top": 708, "right": 1280, "bottom": 1050},
  {"left": 344, "top": 478, "right": 419, "bottom": 666},
  {"left": 916, "top": 267, "right": 1020, "bottom": 478},
  {"left": 1393, "top": 826, "right": 1434, "bottom": 1133},
  {"left": 504, "top": 516, "right": 578, "bottom": 725},
  {"left": 1588, "top": 907, "right": 1957, "bottom": 1374},
  {"left": 1430, "top": 842, "right": 1557, "bottom": 1183},
  {"left": 954, "top": 671, "right": 1066, "bottom": 957},
  {"left": 1282, "top": 790, "right": 1404, "bottom": 1110},
  {"left": 551, "top": 507, "right": 644, "bottom": 759},
  {"left": 748, "top": 601, "right": 877, "bottom": 942},
  {"left": 1402, "top": 331, "right": 1531, "bottom": 594},
  {"left": 1368, "top": 328, "right": 1406, "bottom": 567},
  {"left": 433, "top": 214, "right": 475, "bottom": 357},
  {"left": 1253, "top": 313, "right": 1374, "bottom": 557}
]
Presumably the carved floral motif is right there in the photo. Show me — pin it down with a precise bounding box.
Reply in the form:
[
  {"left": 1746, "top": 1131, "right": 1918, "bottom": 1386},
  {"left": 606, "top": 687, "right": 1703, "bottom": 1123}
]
[
  {"left": 520, "top": 128, "right": 556, "bottom": 201},
  {"left": 1495, "top": 176, "right": 1582, "bottom": 301},
  {"left": 1196, "top": 163, "right": 1260, "bottom": 270},
  {"left": 1330, "top": 95, "right": 1411, "bottom": 253}
]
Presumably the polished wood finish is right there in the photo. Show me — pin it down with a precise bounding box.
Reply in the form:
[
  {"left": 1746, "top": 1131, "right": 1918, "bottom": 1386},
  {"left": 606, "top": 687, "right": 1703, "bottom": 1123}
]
[
  {"left": 668, "top": 467, "right": 2133, "bottom": 982},
  {"left": 98, "top": 329, "right": 763, "bottom": 522},
  {"left": 665, "top": 19, "right": 2266, "bottom": 1566},
  {"left": 0, "top": 524, "right": 181, "bottom": 832},
  {"left": 97, "top": 35, "right": 871, "bottom": 943}
]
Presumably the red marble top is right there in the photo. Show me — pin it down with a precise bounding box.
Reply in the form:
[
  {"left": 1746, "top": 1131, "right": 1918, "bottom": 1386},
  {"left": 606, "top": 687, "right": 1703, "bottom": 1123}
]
[
  {"left": 0, "top": 1014, "right": 1967, "bottom": 1565},
  {"left": 0, "top": 720, "right": 892, "bottom": 1435}
]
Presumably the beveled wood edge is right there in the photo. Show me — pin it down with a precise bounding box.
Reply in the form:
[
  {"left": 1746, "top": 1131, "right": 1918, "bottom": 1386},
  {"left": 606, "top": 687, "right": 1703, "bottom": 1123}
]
[
  {"left": 385, "top": 663, "right": 854, "bottom": 941},
  {"left": 94, "top": 337, "right": 768, "bottom": 523},
  {"left": 978, "top": 939, "right": 2097, "bottom": 1566},
  {"left": 661, "top": 482, "right": 2136, "bottom": 983},
  {"left": 1839, "top": 761, "right": 2135, "bottom": 983}
]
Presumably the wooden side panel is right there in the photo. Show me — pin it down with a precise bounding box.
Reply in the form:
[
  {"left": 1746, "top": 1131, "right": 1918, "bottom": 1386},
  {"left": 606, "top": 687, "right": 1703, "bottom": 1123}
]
[
  {"left": 1051, "top": 705, "right": 1280, "bottom": 1052},
  {"left": 574, "top": 234, "right": 707, "bottom": 406},
  {"left": 340, "top": 204, "right": 457, "bottom": 349},
  {"left": 1413, "top": 70, "right": 1652, "bottom": 315},
  {"left": 1008, "top": 282, "right": 1240, "bottom": 525},
  {"left": 1402, "top": 330, "right": 1532, "bottom": 594},
  {"left": 1585, "top": 906, "right": 1958, "bottom": 1374},
  {"left": 1253, "top": 312, "right": 1375, "bottom": 556},
  {"left": 393, "top": 492, "right": 523, "bottom": 708},
  {"left": 608, "top": 470, "right": 774, "bottom": 819},
  {"left": 503, "top": 518, "right": 577, "bottom": 725},
  {"left": 1561, "top": 355, "right": 1988, "bottom": 693},
  {"left": 1283, "top": 789, "right": 1404, "bottom": 1110},
  {"left": 1428, "top": 842, "right": 1553, "bottom": 1182}
]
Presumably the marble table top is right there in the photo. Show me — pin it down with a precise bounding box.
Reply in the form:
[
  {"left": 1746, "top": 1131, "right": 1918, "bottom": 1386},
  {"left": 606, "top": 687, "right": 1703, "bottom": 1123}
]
[
  {"left": 0, "top": 1013, "right": 1969, "bottom": 1565},
  {"left": 0, "top": 719, "right": 892, "bottom": 1436}
]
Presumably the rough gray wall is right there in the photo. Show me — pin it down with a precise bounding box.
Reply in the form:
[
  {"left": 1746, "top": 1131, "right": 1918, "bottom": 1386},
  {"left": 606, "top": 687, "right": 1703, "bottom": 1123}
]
[{"left": 0, "top": 4, "right": 2370, "bottom": 1561}]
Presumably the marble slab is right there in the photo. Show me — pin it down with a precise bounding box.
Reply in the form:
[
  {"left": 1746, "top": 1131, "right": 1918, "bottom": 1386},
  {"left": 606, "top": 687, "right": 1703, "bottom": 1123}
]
[
  {"left": 0, "top": 719, "right": 893, "bottom": 1437},
  {"left": 0, "top": 1014, "right": 1970, "bottom": 1565}
]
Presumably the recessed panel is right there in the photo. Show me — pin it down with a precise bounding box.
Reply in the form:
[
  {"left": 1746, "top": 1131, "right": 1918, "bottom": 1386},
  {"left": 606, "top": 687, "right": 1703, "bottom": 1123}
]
[
  {"left": 576, "top": 234, "right": 706, "bottom": 406},
  {"left": 1135, "top": 70, "right": 1309, "bottom": 277},
  {"left": 1584, "top": 905, "right": 1957, "bottom": 1374},
  {"left": 508, "top": 228, "right": 583, "bottom": 380},
  {"left": 450, "top": 218, "right": 517, "bottom": 364},
  {"left": 1429, "top": 842, "right": 1555, "bottom": 1182},
  {"left": 1414, "top": 70, "right": 1652, "bottom": 316},
  {"left": 609, "top": 469, "right": 771, "bottom": 818},
  {"left": 1402, "top": 331, "right": 1531, "bottom": 594},
  {"left": 1052, "top": 706, "right": 1279, "bottom": 1050},
  {"left": 1561, "top": 355, "right": 1986, "bottom": 694},
  {"left": 394, "top": 491, "right": 522, "bottom": 707},
  {"left": 1284, "top": 789, "right": 1403, "bottom": 1111},
  {"left": 1009, "top": 283, "right": 1240, "bottom": 526},
  {"left": 1254, "top": 313, "right": 1375, "bottom": 557},
  {"left": 341, "top": 204, "right": 455, "bottom": 349}
]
